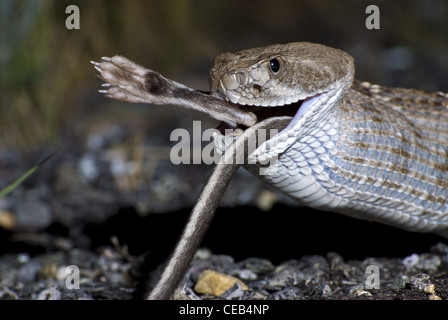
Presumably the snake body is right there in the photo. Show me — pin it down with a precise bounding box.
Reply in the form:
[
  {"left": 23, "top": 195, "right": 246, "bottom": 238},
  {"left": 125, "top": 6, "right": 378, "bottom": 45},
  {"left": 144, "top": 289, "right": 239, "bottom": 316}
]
[
  {"left": 93, "top": 42, "right": 448, "bottom": 299},
  {"left": 210, "top": 42, "right": 448, "bottom": 238}
]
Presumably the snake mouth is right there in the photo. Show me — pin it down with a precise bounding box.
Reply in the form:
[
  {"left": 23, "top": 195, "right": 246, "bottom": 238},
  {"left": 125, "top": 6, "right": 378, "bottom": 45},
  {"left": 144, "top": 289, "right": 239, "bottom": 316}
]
[
  {"left": 212, "top": 90, "right": 334, "bottom": 163},
  {"left": 214, "top": 90, "right": 330, "bottom": 161},
  {"left": 216, "top": 100, "right": 302, "bottom": 135},
  {"left": 245, "top": 100, "right": 302, "bottom": 123}
]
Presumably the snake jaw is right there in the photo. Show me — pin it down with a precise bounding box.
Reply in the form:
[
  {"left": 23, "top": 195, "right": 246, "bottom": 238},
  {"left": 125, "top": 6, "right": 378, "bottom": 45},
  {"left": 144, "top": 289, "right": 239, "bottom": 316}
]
[{"left": 217, "top": 75, "right": 309, "bottom": 107}]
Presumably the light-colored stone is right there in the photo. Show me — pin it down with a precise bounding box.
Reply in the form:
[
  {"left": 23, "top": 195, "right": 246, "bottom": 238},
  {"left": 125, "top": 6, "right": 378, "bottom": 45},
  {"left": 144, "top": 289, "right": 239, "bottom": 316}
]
[
  {"left": 0, "top": 210, "right": 15, "bottom": 230},
  {"left": 194, "top": 269, "right": 249, "bottom": 296}
]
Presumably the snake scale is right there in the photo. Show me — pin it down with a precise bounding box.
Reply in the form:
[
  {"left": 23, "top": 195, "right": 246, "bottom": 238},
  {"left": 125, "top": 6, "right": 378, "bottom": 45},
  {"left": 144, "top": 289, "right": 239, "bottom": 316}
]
[{"left": 92, "top": 42, "right": 448, "bottom": 299}]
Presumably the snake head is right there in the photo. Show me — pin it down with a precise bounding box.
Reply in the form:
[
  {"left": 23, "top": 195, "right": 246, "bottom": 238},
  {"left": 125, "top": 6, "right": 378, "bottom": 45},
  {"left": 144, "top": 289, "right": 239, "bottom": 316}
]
[
  {"left": 210, "top": 42, "right": 354, "bottom": 107},
  {"left": 210, "top": 42, "right": 355, "bottom": 161}
]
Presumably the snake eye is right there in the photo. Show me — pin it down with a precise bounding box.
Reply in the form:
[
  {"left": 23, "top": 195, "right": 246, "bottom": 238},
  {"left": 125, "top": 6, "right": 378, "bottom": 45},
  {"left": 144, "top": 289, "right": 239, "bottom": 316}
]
[{"left": 269, "top": 58, "right": 281, "bottom": 73}]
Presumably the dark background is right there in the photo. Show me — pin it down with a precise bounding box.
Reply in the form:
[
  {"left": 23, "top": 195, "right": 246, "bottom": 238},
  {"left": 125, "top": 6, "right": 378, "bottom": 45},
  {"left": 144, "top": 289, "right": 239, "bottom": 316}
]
[{"left": 1, "top": 0, "right": 447, "bottom": 268}]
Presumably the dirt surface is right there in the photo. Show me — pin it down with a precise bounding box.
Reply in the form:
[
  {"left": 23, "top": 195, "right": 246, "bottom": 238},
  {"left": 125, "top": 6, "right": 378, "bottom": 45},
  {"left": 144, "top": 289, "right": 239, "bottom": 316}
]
[{"left": 1, "top": 234, "right": 447, "bottom": 300}]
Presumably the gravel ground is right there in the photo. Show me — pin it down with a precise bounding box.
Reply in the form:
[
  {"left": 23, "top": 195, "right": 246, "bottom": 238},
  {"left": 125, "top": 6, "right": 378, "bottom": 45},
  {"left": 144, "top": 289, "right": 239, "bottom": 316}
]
[{"left": 0, "top": 239, "right": 447, "bottom": 300}]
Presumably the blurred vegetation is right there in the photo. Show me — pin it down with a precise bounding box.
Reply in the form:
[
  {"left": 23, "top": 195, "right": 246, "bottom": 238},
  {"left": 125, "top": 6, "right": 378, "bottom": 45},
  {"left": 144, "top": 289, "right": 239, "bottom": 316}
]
[
  {"left": 0, "top": 0, "right": 447, "bottom": 150},
  {"left": 0, "top": 0, "right": 210, "bottom": 150},
  {"left": 0, "top": 151, "right": 56, "bottom": 198}
]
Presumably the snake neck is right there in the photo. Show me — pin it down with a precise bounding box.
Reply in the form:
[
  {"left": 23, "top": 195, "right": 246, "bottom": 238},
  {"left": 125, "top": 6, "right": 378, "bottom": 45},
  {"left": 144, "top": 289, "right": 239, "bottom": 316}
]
[{"left": 246, "top": 87, "right": 448, "bottom": 234}]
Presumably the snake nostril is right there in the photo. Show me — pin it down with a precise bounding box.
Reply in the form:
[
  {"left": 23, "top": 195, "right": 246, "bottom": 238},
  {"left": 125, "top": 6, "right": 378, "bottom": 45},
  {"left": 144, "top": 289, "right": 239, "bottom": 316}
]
[{"left": 253, "top": 84, "right": 262, "bottom": 93}]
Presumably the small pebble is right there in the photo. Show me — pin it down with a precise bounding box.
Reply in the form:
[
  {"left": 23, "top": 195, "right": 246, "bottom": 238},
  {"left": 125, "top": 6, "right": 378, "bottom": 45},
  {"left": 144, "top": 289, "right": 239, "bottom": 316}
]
[
  {"left": 17, "top": 253, "right": 30, "bottom": 264},
  {"left": 194, "top": 248, "right": 212, "bottom": 260},
  {"left": 36, "top": 286, "right": 62, "bottom": 300},
  {"left": 194, "top": 269, "right": 248, "bottom": 297},
  {"left": 355, "top": 290, "right": 372, "bottom": 297},
  {"left": 429, "top": 294, "right": 442, "bottom": 300},
  {"left": 0, "top": 287, "right": 19, "bottom": 300},
  {"left": 175, "top": 285, "right": 201, "bottom": 300},
  {"left": 402, "top": 253, "right": 419, "bottom": 269},
  {"left": 255, "top": 190, "right": 277, "bottom": 211},
  {"left": 17, "top": 261, "right": 40, "bottom": 283},
  {"left": 430, "top": 242, "right": 448, "bottom": 255},
  {"left": 233, "top": 269, "right": 257, "bottom": 281},
  {"left": 220, "top": 282, "right": 247, "bottom": 299},
  {"left": 416, "top": 254, "right": 441, "bottom": 272},
  {"left": 269, "top": 287, "right": 303, "bottom": 300},
  {"left": 267, "top": 262, "right": 307, "bottom": 290},
  {"left": 78, "top": 154, "right": 100, "bottom": 182},
  {"left": 240, "top": 257, "right": 274, "bottom": 274},
  {"left": 0, "top": 210, "right": 15, "bottom": 230},
  {"left": 392, "top": 275, "right": 409, "bottom": 290},
  {"left": 322, "top": 284, "right": 332, "bottom": 297},
  {"left": 327, "top": 252, "right": 344, "bottom": 269},
  {"left": 424, "top": 284, "right": 435, "bottom": 295},
  {"left": 56, "top": 266, "right": 69, "bottom": 281}
]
